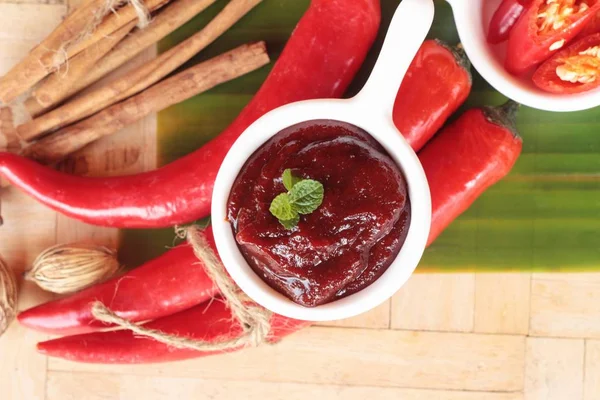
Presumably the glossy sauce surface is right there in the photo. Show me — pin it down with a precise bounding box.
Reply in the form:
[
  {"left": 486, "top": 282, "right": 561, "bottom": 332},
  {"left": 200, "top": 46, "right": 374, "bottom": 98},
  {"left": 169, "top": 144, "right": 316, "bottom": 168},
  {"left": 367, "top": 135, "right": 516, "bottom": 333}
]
[{"left": 228, "top": 120, "right": 411, "bottom": 307}]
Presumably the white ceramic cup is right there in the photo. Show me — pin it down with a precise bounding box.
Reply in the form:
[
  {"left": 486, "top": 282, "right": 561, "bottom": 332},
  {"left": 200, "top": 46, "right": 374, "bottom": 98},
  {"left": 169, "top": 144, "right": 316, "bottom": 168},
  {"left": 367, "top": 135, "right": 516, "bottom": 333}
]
[
  {"left": 449, "top": 0, "right": 600, "bottom": 112},
  {"left": 211, "top": 0, "right": 434, "bottom": 322}
]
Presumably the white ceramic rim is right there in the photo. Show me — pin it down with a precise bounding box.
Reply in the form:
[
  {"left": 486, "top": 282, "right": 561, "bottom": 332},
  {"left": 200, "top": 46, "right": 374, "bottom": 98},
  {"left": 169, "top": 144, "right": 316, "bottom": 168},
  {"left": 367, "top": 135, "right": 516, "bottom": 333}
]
[
  {"left": 449, "top": 0, "right": 600, "bottom": 112},
  {"left": 211, "top": 99, "right": 431, "bottom": 321}
]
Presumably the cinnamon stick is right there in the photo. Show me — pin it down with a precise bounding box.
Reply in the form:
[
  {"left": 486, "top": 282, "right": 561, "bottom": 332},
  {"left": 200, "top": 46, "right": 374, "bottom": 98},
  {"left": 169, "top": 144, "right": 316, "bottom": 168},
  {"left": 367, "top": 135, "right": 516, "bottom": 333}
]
[
  {"left": 0, "top": 108, "right": 21, "bottom": 153},
  {"left": 0, "top": 0, "right": 122, "bottom": 104},
  {"left": 17, "top": 0, "right": 262, "bottom": 142},
  {"left": 32, "top": 21, "right": 137, "bottom": 109},
  {"left": 26, "top": 0, "right": 217, "bottom": 118},
  {"left": 21, "top": 42, "right": 269, "bottom": 165},
  {"left": 28, "top": 0, "right": 169, "bottom": 109},
  {"left": 64, "top": 0, "right": 170, "bottom": 61}
]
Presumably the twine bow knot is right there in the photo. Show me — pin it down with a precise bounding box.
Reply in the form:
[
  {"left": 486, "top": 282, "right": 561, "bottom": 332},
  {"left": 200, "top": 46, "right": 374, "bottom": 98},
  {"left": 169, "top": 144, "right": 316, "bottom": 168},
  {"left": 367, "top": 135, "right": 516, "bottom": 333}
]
[{"left": 91, "top": 225, "right": 272, "bottom": 351}]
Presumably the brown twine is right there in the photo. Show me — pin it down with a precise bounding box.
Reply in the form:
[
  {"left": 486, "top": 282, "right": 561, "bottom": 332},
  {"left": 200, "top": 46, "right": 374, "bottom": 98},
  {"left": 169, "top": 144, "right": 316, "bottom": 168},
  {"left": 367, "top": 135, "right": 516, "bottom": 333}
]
[
  {"left": 51, "top": 0, "right": 120, "bottom": 69},
  {"left": 51, "top": 0, "right": 151, "bottom": 70},
  {"left": 91, "top": 225, "right": 273, "bottom": 351},
  {"left": 129, "top": 0, "right": 151, "bottom": 28}
]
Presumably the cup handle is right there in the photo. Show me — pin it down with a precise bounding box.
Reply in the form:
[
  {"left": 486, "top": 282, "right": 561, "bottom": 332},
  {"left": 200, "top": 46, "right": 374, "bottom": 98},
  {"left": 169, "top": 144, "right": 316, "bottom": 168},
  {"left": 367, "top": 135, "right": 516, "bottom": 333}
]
[{"left": 352, "top": 0, "right": 435, "bottom": 120}]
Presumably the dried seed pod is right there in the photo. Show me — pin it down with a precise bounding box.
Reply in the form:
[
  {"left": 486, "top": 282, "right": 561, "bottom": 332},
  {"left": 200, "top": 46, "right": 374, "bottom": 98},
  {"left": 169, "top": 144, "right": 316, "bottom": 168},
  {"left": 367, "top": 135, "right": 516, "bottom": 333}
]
[
  {"left": 0, "top": 257, "right": 17, "bottom": 336},
  {"left": 25, "top": 244, "right": 120, "bottom": 294}
]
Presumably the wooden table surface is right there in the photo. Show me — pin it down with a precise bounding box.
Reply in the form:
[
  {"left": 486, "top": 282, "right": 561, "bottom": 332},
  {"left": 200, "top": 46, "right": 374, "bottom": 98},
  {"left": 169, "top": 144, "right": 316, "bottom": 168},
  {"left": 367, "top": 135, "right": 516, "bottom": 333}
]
[{"left": 1, "top": 1, "right": 599, "bottom": 399}]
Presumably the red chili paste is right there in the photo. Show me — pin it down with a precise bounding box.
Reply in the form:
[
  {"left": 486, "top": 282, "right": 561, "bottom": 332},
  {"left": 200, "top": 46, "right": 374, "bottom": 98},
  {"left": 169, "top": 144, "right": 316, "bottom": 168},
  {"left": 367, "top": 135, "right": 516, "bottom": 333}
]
[{"left": 228, "top": 120, "right": 410, "bottom": 307}]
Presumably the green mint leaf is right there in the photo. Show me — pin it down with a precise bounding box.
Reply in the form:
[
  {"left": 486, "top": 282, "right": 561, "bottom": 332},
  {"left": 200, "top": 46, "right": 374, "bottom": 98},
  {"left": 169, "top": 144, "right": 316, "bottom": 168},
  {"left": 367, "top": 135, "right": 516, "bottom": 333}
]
[
  {"left": 269, "top": 193, "right": 297, "bottom": 222},
  {"left": 288, "top": 179, "right": 324, "bottom": 215},
  {"left": 270, "top": 170, "right": 324, "bottom": 229},
  {"left": 279, "top": 214, "right": 299, "bottom": 229},
  {"left": 282, "top": 169, "right": 303, "bottom": 191}
]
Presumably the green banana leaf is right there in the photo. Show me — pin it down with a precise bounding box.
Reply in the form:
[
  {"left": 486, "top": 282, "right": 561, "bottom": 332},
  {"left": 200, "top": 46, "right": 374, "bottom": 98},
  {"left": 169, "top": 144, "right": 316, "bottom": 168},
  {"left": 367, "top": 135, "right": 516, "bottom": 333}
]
[{"left": 119, "top": 0, "right": 600, "bottom": 272}]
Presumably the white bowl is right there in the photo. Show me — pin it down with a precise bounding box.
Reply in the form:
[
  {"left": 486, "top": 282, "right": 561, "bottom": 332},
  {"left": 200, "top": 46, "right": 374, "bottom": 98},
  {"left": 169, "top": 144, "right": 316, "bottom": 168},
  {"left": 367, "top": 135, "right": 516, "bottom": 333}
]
[
  {"left": 449, "top": 0, "right": 600, "bottom": 112},
  {"left": 211, "top": 0, "right": 434, "bottom": 321}
]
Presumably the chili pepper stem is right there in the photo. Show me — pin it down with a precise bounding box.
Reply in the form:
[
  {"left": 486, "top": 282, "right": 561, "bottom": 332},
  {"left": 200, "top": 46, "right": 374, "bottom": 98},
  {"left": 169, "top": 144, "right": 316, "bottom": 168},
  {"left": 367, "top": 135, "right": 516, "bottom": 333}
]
[
  {"left": 435, "top": 40, "right": 472, "bottom": 84},
  {"left": 482, "top": 100, "right": 521, "bottom": 138}
]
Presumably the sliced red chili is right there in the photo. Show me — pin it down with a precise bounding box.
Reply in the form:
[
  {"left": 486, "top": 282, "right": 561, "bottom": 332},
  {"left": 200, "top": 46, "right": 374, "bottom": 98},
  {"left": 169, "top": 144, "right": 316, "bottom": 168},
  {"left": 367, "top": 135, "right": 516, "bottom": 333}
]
[
  {"left": 487, "top": 0, "right": 526, "bottom": 44},
  {"left": 577, "top": 9, "right": 600, "bottom": 37},
  {"left": 533, "top": 32, "right": 600, "bottom": 93},
  {"left": 505, "top": 0, "right": 600, "bottom": 75}
]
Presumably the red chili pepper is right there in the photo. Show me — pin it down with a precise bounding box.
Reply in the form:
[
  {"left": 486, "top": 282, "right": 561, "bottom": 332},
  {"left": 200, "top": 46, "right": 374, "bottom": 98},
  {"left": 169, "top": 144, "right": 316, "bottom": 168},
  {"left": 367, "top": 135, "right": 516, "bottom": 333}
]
[
  {"left": 420, "top": 101, "right": 523, "bottom": 246},
  {"left": 0, "top": 0, "right": 381, "bottom": 228},
  {"left": 18, "top": 229, "right": 218, "bottom": 335},
  {"left": 37, "top": 300, "right": 311, "bottom": 364},
  {"left": 505, "top": 0, "right": 600, "bottom": 75},
  {"left": 19, "top": 103, "right": 523, "bottom": 341},
  {"left": 487, "top": 0, "right": 527, "bottom": 44},
  {"left": 16, "top": 21, "right": 473, "bottom": 341},
  {"left": 394, "top": 40, "right": 472, "bottom": 152},
  {"left": 31, "top": 103, "right": 524, "bottom": 365},
  {"left": 533, "top": 32, "right": 600, "bottom": 93}
]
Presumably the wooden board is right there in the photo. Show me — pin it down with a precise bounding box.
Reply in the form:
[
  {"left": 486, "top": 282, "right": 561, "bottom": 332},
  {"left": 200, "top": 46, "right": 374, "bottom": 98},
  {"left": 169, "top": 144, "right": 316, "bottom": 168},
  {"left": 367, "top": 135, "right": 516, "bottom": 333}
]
[{"left": 0, "top": 1, "right": 599, "bottom": 399}]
